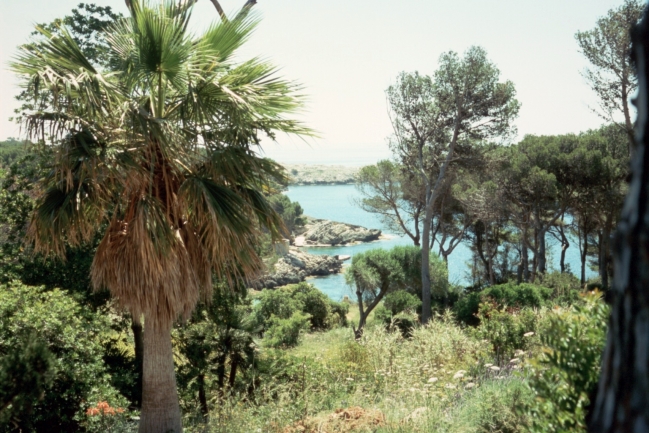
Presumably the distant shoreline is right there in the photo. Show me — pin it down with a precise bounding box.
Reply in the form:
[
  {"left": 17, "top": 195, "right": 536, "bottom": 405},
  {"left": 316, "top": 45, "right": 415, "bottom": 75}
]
[{"left": 283, "top": 164, "right": 360, "bottom": 186}]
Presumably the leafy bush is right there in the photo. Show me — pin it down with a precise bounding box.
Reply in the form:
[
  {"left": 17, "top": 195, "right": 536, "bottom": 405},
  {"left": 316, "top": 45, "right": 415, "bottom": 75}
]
[
  {"left": 263, "top": 312, "right": 311, "bottom": 348},
  {"left": 540, "top": 271, "right": 581, "bottom": 304},
  {"left": 328, "top": 300, "right": 349, "bottom": 327},
  {"left": 0, "top": 337, "right": 54, "bottom": 427},
  {"left": 383, "top": 290, "right": 422, "bottom": 315},
  {"left": 455, "top": 283, "right": 552, "bottom": 325},
  {"left": 254, "top": 283, "right": 344, "bottom": 331},
  {"left": 0, "top": 281, "right": 126, "bottom": 432},
  {"left": 472, "top": 302, "right": 540, "bottom": 363},
  {"left": 520, "top": 292, "right": 608, "bottom": 432}
]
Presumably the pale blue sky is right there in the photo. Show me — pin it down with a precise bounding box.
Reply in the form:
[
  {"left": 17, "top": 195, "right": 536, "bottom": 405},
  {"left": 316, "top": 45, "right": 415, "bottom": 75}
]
[{"left": 0, "top": 0, "right": 632, "bottom": 165}]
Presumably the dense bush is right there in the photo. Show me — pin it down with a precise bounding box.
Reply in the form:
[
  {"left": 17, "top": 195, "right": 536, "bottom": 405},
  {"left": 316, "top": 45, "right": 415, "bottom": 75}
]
[
  {"left": 454, "top": 283, "right": 552, "bottom": 326},
  {"left": 0, "top": 281, "right": 127, "bottom": 432},
  {"left": 520, "top": 292, "right": 608, "bottom": 432},
  {"left": 254, "top": 282, "right": 345, "bottom": 331},
  {"left": 540, "top": 271, "right": 582, "bottom": 304},
  {"left": 472, "top": 302, "right": 541, "bottom": 363},
  {"left": 383, "top": 290, "right": 422, "bottom": 315},
  {"left": 263, "top": 312, "right": 311, "bottom": 348}
]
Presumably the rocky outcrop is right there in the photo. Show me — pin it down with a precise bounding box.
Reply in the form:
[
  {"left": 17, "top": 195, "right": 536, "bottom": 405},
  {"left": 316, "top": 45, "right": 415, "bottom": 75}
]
[
  {"left": 252, "top": 247, "right": 343, "bottom": 289},
  {"left": 295, "top": 217, "right": 381, "bottom": 246}
]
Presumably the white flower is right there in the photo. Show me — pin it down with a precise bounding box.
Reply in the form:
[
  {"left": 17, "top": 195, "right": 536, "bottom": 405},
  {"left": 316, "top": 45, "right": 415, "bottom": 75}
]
[
  {"left": 453, "top": 372, "right": 465, "bottom": 380},
  {"left": 465, "top": 382, "right": 476, "bottom": 389},
  {"left": 428, "top": 377, "right": 439, "bottom": 383},
  {"left": 509, "top": 358, "right": 520, "bottom": 364},
  {"left": 484, "top": 363, "right": 494, "bottom": 368},
  {"left": 523, "top": 332, "right": 535, "bottom": 337},
  {"left": 489, "top": 366, "right": 501, "bottom": 372}
]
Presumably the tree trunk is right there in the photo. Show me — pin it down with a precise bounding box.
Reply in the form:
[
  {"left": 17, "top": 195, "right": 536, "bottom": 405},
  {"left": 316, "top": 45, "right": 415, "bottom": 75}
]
[
  {"left": 599, "top": 214, "right": 613, "bottom": 288},
  {"left": 538, "top": 228, "right": 547, "bottom": 275},
  {"left": 131, "top": 319, "right": 144, "bottom": 408},
  {"left": 558, "top": 221, "right": 569, "bottom": 274},
  {"left": 522, "top": 230, "right": 530, "bottom": 283},
  {"left": 589, "top": 12, "right": 649, "bottom": 431},
  {"left": 421, "top": 206, "right": 432, "bottom": 324},
  {"left": 581, "top": 228, "right": 588, "bottom": 286},
  {"left": 228, "top": 356, "right": 238, "bottom": 389},
  {"left": 198, "top": 373, "right": 208, "bottom": 416},
  {"left": 139, "top": 319, "right": 182, "bottom": 433}
]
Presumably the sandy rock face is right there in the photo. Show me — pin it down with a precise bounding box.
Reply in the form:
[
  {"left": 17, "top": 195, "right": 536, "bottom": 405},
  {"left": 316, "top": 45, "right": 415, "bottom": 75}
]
[
  {"left": 252, "top": 248, "right": 342, "bottom": 289},
  {"left": 298, "top": 218, "right": 381, "bottom": 246}
]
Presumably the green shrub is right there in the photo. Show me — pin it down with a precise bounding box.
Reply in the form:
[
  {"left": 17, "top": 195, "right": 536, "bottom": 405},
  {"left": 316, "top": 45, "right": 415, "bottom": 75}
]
[
  {"left": 254, "top": 283, "right": 344, "bottom": 332},
  {"left": 472, "top": 302, "right": 540, "bottom": 363},
  {"left": 263, "top": 312, "right": 311, "bottom": 348},
  {"left": 291, "top": 282, "right": 332, "bottom": 329},
  {"left": 328, "top": 300, "right": 349, "bottom": 327},
  {"left": 254, "top": 287, "right": 302, "bottom": 328},
  {"left": 383, "top": 290, "right": 422, "bottom": 315},
  {"left": 455, "top": 283, "right": 552, "bottom": 326},
  {"left": 540, "top": 271, "right": 581, "bottom": 304},
  {"left": 520, "top": 292, "right": 608, "bottom": 432},
  {"left": 0, "top": 281, "right": 127, "bottom": 432}
]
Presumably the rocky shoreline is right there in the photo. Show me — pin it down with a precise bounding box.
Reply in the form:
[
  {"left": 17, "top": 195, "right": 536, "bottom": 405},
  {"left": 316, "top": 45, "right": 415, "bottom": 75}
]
[
  {"left": 295, "top": 216, "right": 381, "bottom": 246},
  {"left": 251, "top": 247, "right": 348, "bottom": 289},
  {"left": 252, "top": 217, "right": 380, "bottom": 289}
]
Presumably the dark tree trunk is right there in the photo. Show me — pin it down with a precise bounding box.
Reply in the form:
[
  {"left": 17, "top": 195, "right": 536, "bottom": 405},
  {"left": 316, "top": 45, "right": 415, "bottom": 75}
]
[
  {"left": 421, "top": 206, "right": 432, "bottom": 323},
  {"left": 580, "top": 222, "right": 588, "bottom": 286},
  {"left": 229, "top": 356, "right": 239, "bottom": 389},
  {"left": 589, "top": 11, "right": 649, "bottom": 431},
  {"left": 198, "top": 373, "right": 208, "bottom": 416},
  {"left": 131, "top": 319, "right": 144, "bottom": 408},
  {"left": 537, "top": 227, "right": 547, "bottom": 275},
  {"left": 599, "top": 214, "right": 613, "bottom": 288},
  {"left": 558, "top": 221, "right": 569, "bottom": 273}
]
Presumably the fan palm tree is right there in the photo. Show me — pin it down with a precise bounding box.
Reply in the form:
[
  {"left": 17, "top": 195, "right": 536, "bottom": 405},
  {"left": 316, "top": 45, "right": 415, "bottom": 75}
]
[{"left": 11, "top": 1, "right": 310, "bottom": 431}]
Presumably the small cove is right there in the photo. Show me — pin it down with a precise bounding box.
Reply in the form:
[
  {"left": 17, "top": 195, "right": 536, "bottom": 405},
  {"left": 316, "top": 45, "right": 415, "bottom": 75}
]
[{"left": 285, "top": 184, "right": 595, "bottom": 301}]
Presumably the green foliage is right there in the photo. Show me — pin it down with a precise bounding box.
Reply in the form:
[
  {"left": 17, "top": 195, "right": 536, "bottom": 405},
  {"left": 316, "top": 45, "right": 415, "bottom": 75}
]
[
  {"left": 0, "top": 139, "right": 27, "bottom": 168},
  {"left": 521, "top": 292, "right": 608, "bottom": 432},
  {"left": 454, "top": 283, "right": 552, "bottom": 325},
  {"left": 473, "top": 303, "right": 540, "bottom": 363},
  {"left": 540, "top": 271, "right": 582, "bottom": 304},
  {"left": 268, "top": 193, "right": 305, "bottom": 235},
  {"left": 254, "top": 282, "right": 344, "bottom": 332},
  {"left": 384, "top": 290, "right": 422, "bottom": 315},
  {"left": 0, "top": 281, "right": 126, "bottom": 432},
  {"left": 263, "top": 312, "right": 311, "bottom": 348},
  {"left": 0, "top": 337, "right": 54, "bottom": 427}
]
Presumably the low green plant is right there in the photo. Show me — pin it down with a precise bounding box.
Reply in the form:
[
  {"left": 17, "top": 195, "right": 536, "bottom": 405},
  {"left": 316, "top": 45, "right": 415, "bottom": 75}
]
[
  {"left": 472, "top": 302, "right": 540, "bottom": 363},
  {"left": 455, "top": 283, "right": 552, "bottom": 326},
  {"left": 520, "top": 291, "right": 608, "bottom": 432},
  {"left": 264, "top": 312, "right": 311, "bottom": 348}
]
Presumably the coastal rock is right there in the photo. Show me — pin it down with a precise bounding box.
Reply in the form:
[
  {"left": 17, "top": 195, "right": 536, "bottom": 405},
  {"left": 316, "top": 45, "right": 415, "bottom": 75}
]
[
  {"left": 297, "top": 217, "right": 381, "bottom": 246},
  {"left": 252, "top": 247, "right": 343, "bottom": 289}
]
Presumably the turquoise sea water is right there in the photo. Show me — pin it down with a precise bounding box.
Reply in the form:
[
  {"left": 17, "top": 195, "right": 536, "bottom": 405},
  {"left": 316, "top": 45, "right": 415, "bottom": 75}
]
[{"left": 285, "top": 184, "right": 594, "bottom": 301}]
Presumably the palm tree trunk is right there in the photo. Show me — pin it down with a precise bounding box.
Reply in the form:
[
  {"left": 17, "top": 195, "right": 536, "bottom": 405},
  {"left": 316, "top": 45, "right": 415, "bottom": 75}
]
[{"left": 139, "top": 319, "right": 182, "bottom": 433}]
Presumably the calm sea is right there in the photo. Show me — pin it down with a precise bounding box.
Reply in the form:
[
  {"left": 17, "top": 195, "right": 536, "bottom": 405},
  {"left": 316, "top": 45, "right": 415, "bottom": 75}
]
[{"left": 285, "top": 184, "right": 595, "bottom": 301}]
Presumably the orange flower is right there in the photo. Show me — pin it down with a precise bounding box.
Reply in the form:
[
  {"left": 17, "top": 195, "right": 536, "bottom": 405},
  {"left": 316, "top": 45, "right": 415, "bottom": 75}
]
[
  {"left": 103, "top": 407, "right": 115, "bottom": 415},
  {"left": 86, "top": 407, "right": 100, "bottom": 416},
  {"left": 116, "top": 408, "right": 125, "bottom": 414},
  {"left": 96, "top": 401, "right": 109, "bottom": 410}
]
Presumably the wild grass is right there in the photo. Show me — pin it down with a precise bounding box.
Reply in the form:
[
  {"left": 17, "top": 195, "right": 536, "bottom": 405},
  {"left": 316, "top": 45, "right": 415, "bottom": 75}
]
[{"left": 187, "top": 312, "right": 533, "bottom": 433}]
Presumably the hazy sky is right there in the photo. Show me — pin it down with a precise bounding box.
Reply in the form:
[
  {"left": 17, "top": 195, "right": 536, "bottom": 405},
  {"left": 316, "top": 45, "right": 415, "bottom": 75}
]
[{"left": 0, "top": 0, "right": 630, "bottom": 165}]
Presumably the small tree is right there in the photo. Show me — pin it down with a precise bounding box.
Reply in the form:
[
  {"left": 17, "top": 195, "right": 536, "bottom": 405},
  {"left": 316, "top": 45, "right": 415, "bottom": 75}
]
[{"left": 345, "top": 245, "right": 446, "bottom": 338}]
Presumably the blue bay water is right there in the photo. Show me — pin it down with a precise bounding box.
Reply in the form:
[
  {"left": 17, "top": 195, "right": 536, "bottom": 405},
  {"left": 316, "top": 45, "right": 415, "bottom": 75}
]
[{"left": 285, "top": 184, "right": 594, "bottom": 301}]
